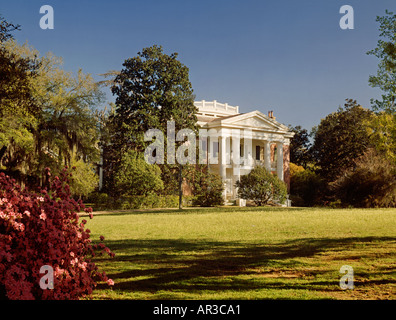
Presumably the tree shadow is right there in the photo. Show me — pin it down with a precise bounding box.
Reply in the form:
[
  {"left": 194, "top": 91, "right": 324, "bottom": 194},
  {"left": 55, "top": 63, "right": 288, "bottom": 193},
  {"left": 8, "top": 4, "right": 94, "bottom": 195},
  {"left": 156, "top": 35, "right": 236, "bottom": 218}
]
[{"left": 96, "top": 236, "right": 396, "bottom": 297}]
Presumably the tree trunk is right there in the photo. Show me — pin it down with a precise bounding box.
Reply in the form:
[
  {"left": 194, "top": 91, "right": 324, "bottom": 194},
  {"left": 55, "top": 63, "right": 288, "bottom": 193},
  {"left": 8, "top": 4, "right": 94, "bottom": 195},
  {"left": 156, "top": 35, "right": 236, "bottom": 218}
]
[
  {"left": 0, "top": 145, "right": 7, "bottom": 163},
  {"left": 178, "top": 164, "right": 183, "bottom": 210}
]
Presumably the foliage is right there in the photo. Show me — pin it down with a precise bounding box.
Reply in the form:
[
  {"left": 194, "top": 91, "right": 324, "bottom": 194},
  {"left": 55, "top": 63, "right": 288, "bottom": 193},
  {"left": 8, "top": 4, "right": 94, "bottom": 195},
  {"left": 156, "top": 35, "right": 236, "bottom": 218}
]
[
  {"left": 310, "top": 99, "right": 374, "bottom": 181},
  {"left": 185, "top": 166, "right": 224, "bottom": 207},
  {"left": 236, "top": 166, "right": 287, "bottom": 206},
  {"left": 367, "top": 10, "right": 396, "bottom": 113},
  {"left": 288, "top": 125, "right": 312, "bottom": 168},
  {"left": 67, "top": 159, "right": 99, "bottom": 199},
  {"left": 119, "top": 194, "right": 179, "bottom": 210},
  {"left": 289, "top": 163, "right": 324, "bottom": 207},
  {"left": 102, "top": 45, "right": 198, "bottom": 197},
  {"left": 0, "top": 19, "right": 39, "bottom": 119},
  {"left": 114, "top": 149, "right": 164, "bottom": 196},
  {"left": 0, "top": 15, "right": 20, "bottom": 42},
  {"left": 87, "top": 192, "right": 112, "bottom": 210},
  {"left": 366, "top": 112, "right": 396, "bottom": 165},
  {"left": 110, "top": 45, "right": 197, "bottom": 153},
  {"left": 0, "top": 169, "right": 114, "bottom": 300},
  {"left": 0, "top": 40, "right": 102, "bottom": 192},
  {"left": 159, "top": 164, "right": 180, "bottom": 196},
  {"left": 0, "top": 21, "right": 40, "bottom": 176},
  {"left": 330, "top": 149, "right": 396, "bottom": 208},
  {"left": 88, "top": 192, "right": 180, "bottom": 210}
]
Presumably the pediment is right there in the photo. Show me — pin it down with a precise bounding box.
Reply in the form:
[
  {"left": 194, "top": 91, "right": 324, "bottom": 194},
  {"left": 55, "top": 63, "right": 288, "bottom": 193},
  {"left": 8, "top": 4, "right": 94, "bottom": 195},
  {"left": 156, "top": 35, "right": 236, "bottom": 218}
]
[
  {"left": 214, "top": 111, "right": 288, "bottom": 131},
  {"left": 231, "top": 116, "right": 274, "bottom": 129}
]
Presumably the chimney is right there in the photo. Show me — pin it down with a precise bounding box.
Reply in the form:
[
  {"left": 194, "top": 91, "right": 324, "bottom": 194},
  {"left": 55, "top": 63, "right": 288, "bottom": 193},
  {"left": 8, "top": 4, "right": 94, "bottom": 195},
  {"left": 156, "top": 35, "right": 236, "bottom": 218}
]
[{"left": 268, "top": 111, "right": 276, "bottom": 120}]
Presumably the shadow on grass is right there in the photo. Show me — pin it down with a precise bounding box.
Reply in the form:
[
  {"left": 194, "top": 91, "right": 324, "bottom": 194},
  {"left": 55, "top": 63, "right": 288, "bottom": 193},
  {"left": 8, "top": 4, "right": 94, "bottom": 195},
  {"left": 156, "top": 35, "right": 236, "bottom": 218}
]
[{"left": 95, "top": 236, "right": 396, "bottom": 297}]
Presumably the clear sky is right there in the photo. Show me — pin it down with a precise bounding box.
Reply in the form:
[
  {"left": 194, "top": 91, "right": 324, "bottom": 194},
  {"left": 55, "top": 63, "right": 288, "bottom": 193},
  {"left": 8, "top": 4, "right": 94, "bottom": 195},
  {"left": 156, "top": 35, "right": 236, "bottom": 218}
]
[{"left": 1, "top": 0, "right": 395, "bottom": 130}]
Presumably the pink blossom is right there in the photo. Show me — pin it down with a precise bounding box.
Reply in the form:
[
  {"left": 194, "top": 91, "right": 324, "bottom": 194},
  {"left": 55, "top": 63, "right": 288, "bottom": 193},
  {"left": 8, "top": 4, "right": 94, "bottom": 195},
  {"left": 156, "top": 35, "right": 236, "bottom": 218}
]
[
  {"left": 107, "top": 279, "right": 114, "bottom": 286},
  {"left": 0, "top": 170, "right": 114, "bottom": 300}
]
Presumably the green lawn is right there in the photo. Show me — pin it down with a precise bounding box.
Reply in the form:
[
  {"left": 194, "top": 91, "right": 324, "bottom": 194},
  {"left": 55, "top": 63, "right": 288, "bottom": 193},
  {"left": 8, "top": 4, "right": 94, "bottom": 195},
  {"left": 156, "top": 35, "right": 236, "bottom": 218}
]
[{"left": 85, "top": 207, "right": 396, "bottom": 300}]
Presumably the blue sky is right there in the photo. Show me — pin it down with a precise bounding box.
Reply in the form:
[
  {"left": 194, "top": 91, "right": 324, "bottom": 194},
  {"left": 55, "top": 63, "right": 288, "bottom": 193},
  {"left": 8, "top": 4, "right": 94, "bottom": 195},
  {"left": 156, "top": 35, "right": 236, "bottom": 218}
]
[{"left": 1, "top": 0, "right": 394, "bottom": 130}]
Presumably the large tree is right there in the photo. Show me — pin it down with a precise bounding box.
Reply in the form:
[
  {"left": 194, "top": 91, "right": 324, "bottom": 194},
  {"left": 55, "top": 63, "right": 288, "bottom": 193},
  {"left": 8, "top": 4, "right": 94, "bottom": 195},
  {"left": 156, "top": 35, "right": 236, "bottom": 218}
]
[
  {"left": 367, "top": 10, "right": 396, "bottom": 113},
  {"left": 105, "top": 45, "right": 198, "bottom": 203},
  {"left": 288, "top": 125, "right": 312, "bottom": 168},
  {"left": 0, "top": 17, "right": 40, "bottom": 171},
  {"left": 366, "top": 10, "right": 396, "bottom": 167},
  {"left": 310, "top": 99, "right": 374, "bottom": 182},
  {"left": 1, "top": 40, "right": 102, "bottom": 189},
  {"left": 110, "top": 45, "right": 197, "bottom": 153}
]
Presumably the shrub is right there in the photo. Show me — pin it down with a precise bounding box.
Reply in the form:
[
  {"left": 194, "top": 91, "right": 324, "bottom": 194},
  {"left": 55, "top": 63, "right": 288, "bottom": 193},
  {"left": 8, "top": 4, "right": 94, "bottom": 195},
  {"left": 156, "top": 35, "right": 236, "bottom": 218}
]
[
  {"left": 290, "top": 164, "right": 324, "bottom": 207},
  {"left": 330, "top": 149, "right": 396, "bottom": 207},
  {"left": 119, "top": 194, "right": 179, "bottom": 209},
  {"left": 114, "top": 149, "right": 164, "bottom": 196},
  {"left": 236, "top": 166, "right": 287, "bottom": 206},
  {"left": 186, "top": 166, "right": 224, "bottom": 207},
  {"left": 0, "top": 168, "right": 114, "bottom": 300},
  {"left": 87, "top": 192, "right": 116, "bottom": 210},
  {"left": 67, "top": 158, "right": 99, "bottom": 199}
]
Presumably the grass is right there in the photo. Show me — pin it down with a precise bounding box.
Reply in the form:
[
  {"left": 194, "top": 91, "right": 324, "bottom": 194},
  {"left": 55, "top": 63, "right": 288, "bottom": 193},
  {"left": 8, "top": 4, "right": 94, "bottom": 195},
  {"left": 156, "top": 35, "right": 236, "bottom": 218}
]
[{"left": 84, "top": 207, "right": 396, "bottom": 300}]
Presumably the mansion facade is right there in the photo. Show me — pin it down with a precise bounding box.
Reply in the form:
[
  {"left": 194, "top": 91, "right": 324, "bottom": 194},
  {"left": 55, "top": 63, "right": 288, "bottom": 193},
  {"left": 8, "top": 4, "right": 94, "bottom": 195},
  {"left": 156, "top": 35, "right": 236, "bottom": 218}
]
[{"left": 195, "top": 100, "right": 295, "bottom": 203}]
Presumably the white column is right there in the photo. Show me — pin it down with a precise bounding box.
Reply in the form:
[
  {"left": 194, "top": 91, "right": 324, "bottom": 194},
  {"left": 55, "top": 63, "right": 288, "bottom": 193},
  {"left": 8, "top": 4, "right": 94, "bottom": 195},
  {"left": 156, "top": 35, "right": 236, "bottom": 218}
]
[
  {"left": 276, "top": 141, "right": 284, "bottom": 181},
  {"left": 220, "top": 136, "right": 227, "bottom": 178},
  {"left": 264, "top": 140, "right": 271, "bottom": 172},
  {"left": 232, "top": 130, "right": 241, "bottom": 199},
  {"left": 243, "top": 129, "right": 252, "bottom": 167},
  {"left": 220, "top": 135, "right": 227, "bottom": 199}
]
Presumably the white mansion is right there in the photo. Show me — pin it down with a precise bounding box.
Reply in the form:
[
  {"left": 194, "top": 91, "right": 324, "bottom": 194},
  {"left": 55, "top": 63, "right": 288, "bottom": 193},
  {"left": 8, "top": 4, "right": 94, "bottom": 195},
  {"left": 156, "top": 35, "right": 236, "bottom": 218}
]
[{"left": 194, "top": 100, "right": 295, "bottom": 202}]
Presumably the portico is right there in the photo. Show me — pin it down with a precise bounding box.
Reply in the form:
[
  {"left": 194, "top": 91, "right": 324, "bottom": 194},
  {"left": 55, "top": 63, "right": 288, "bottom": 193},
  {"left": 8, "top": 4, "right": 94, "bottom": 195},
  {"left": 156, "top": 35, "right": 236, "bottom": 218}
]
[{"left": 195, "top": 100, "right": 294, "bottom": 202}]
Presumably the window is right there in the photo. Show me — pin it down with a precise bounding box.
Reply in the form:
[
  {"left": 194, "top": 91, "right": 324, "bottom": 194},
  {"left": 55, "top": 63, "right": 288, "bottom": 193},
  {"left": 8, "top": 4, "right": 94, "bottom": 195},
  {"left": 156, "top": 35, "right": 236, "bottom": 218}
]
[
  {"left": 213, "top": 142, "right": 219, "bottom": 157},
  {"left": 255, "top": 146, "right": 261, "bottom": 160}
]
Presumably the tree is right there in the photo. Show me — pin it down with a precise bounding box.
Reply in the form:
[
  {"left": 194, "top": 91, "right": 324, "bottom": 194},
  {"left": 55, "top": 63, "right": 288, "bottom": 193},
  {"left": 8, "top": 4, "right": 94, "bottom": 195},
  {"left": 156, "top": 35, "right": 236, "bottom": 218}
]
[
  {"left": 236, "top": 166, "right": 287, "bottom": 206},
  {"left": 366, "top": 112, "right": 396, "bottom": 165},
  {"left": 114, "top": 149, "right": 164, "bottom": 196},
  {"left": 67, "top": 159, "right": 99, "bottom": 199},
  {"left": 107, "top": 45, "right": 198, "bottom": 207},
  {"left": 110, "top": 45, "right": 197, "bottom": 153},
  {"left": 0, "top": 18, "right": 40, "bottom": 174},
  {"left": 310, "top": 99, "right": 374, "bottom": 182},
  {"left": 1, "top": 40, "right": 102, "bottom": 189},
  {"left": 367, "top": 10, "right": 396, "bottom": 113},
  {"left": 288, "top": 125, "right": 312, "bottom": 168}
]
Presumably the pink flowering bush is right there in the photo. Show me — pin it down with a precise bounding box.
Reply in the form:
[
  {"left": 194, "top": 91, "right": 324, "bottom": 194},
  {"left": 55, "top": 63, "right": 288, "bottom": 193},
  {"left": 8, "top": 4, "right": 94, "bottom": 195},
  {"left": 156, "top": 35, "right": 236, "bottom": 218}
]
[{"left": 0, "top": 168, "right": 114, "bottom": 300}]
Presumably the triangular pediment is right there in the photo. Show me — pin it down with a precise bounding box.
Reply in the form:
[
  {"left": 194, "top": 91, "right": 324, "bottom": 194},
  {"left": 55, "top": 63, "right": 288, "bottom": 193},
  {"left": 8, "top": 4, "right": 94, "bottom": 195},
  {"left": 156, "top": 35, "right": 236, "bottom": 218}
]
[{"left": 209, "top": 111, "right": 288, "bottom": 132}]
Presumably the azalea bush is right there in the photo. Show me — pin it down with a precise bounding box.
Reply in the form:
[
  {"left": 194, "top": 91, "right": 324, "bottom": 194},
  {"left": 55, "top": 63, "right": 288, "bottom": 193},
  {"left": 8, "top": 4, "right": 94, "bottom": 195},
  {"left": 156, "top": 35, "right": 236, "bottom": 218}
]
[{"left": 0, "top": 168, "right": 114, "bottom": 300}]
